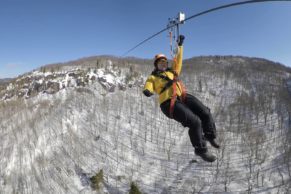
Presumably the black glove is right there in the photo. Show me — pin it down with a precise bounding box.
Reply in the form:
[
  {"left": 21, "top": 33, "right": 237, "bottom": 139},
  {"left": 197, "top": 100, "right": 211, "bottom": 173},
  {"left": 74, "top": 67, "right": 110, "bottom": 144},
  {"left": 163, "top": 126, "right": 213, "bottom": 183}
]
[
  {"left": 143, "top": 89, "right": 153, "bottom": 97},
  {"left": 177, "top": 35, "right": 185, "bottom": 46}
]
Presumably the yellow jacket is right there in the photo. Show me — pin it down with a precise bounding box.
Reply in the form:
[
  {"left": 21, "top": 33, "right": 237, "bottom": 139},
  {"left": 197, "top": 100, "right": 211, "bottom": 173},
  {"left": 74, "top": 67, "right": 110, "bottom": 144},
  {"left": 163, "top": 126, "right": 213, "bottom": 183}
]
[{"left": 143, "top": 46, "right": 184, "bottom": 104}]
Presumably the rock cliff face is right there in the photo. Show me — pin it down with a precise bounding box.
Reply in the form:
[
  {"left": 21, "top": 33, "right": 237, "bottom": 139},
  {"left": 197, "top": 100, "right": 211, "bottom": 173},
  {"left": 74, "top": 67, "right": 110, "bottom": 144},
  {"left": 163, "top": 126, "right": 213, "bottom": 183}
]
[
  {"left": 0, "top": 59, "right": 144, "bottom": 101},
  {"left": 0, "top": 55, "right": 290, "bottom": 193}
]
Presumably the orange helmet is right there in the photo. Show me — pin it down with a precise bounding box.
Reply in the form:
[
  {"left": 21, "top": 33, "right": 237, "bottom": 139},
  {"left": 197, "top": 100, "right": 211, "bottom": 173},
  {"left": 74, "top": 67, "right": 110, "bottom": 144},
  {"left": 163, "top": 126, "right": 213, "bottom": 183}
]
[{"left": 154, "top": 54, "right": 168, "bottom": 66}]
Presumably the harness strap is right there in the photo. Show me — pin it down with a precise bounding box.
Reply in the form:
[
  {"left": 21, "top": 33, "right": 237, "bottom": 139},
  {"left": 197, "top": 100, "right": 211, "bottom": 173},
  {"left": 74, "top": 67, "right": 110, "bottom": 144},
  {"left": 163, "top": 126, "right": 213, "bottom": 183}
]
[
  {"left": 169, "top": 78, "right": 177, "bottom": 117},
  {"left": 160, "top": 79, "right": 174, "bottom": 94},
  {"left": 152, "top": 67, "right": 186, "bottom": 118},
  {"left": 169, "top": 58, "right": 178, "bottom": 118},
  {"left": 179, "top": 80, "right": 187, "bottom": 102}
]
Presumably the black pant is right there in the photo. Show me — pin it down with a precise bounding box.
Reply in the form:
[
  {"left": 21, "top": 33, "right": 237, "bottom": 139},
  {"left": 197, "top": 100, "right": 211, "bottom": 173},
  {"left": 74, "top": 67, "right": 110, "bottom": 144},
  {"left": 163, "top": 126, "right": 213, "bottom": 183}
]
[{"left": 160, "top": 93, "right": 216, "bottom": 153}]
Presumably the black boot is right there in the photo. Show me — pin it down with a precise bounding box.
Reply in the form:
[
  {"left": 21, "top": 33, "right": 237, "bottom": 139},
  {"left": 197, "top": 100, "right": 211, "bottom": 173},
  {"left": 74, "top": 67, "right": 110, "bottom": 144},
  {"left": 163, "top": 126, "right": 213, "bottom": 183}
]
[
  {"left": 206, "top": 138, "right": 220, "bottom": 149},
  {"left": 195, "top": 149, "right": 216, "bottom": 163}
]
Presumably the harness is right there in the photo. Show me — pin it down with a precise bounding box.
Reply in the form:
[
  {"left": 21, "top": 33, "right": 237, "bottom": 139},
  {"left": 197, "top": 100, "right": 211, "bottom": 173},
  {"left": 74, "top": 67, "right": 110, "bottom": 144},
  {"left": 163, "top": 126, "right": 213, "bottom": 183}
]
[{"left": 152, "top": 68, "right": 186, "bottom": 118}]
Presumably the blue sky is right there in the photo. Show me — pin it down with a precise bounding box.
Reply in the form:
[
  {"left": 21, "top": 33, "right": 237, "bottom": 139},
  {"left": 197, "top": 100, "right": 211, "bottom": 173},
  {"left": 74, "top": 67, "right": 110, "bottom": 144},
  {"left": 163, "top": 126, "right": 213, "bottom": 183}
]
[{"left": 0, "top": 0, "right": 291, "bottom": 78}]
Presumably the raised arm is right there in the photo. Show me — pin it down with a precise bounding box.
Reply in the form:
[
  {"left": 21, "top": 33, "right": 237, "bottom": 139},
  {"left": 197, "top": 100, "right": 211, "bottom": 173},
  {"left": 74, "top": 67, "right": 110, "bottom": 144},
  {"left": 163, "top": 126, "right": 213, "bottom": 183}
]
[{"left": 172, "top": 35, "right": 184, "bottom": 76}]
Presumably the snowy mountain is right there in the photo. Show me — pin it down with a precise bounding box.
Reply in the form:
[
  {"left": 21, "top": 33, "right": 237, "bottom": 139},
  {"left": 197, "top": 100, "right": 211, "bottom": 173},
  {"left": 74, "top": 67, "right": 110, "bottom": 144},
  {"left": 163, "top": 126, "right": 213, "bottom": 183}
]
[{"left": 0, "top": 55, "right": 290, "bottom": 193}]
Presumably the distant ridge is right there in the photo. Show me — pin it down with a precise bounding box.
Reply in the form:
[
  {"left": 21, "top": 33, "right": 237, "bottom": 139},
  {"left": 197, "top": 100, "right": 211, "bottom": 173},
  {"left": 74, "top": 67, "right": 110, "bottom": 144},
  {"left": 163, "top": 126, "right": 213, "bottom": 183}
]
[{"left": 0, "top": 78, "right": 12, "bottom": 83}]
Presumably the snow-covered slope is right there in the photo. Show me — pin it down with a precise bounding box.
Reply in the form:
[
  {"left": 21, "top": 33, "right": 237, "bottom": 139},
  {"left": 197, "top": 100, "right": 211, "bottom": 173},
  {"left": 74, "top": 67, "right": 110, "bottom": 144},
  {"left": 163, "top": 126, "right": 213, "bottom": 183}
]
[
  {"left": 0, "top": 56, "right": 290, "bottom": 193},
  {"left": 0, "top": 60, "right": 143, "bottom": 101}
]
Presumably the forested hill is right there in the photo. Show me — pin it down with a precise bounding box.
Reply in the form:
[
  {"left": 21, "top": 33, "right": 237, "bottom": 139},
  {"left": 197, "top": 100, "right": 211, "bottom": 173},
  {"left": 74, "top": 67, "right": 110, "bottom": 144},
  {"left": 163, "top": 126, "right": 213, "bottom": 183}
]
[{"left": 0, "top": 55, "right": 290, "bottom": 193}]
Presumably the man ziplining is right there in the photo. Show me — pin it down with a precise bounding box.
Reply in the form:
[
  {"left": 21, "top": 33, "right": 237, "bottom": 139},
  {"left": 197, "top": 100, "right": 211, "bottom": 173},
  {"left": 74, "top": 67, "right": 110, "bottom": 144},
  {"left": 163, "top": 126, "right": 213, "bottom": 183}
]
[
  {"left": 143, "top": 35, "right": 220, "bottom": 162},
  {"left": 127, "top": 1, "right": 290, "bottom": 163}
]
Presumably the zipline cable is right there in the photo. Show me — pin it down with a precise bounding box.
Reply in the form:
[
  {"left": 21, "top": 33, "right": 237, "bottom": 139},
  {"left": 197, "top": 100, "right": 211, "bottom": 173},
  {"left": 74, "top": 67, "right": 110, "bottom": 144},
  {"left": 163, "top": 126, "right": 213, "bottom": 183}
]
[{"left": 122, "top": 0, "right": 291, "bottom": 57}]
